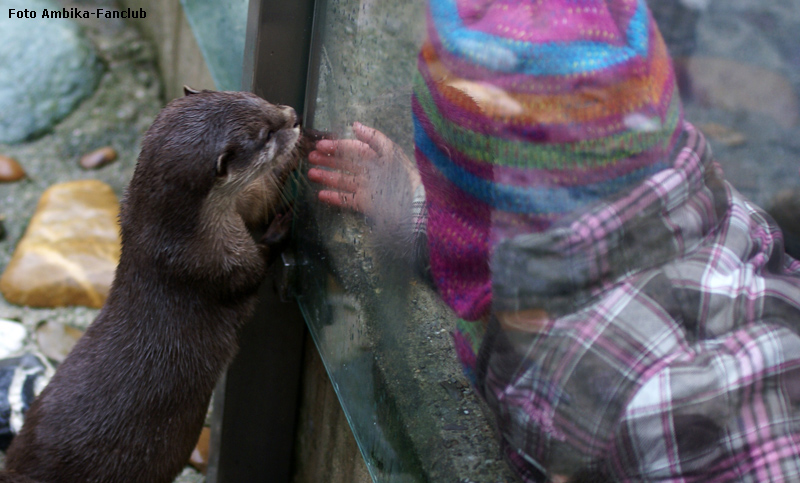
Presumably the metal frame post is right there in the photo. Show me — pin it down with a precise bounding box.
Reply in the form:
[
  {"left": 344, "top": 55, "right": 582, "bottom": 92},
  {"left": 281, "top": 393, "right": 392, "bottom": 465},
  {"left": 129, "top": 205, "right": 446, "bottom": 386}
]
[{"left": 206, "top": 0, "right": 318, "bottom": 481}]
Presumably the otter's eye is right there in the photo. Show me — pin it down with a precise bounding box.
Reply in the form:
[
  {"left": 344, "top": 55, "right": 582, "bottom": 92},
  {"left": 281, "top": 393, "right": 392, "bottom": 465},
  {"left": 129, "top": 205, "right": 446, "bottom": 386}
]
[{"left": 256, "top": 130, "right": 274, "bottom": 150}]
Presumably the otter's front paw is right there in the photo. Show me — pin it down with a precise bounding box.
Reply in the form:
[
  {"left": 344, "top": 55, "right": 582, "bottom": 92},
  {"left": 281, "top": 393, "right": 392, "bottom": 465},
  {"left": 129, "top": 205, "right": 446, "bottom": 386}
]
[{"left": 259, "top": 211, "right": 292, "bottom": 265}]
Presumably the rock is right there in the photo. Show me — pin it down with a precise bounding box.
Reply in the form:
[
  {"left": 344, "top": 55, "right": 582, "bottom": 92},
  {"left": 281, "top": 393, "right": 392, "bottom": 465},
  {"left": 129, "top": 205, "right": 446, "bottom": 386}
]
[
  {"left": 35, "top": 321, "right": 84, "bottom": 363},
  {"left": 0, "top": 0, "right": 103, "bottom": 144},
  {"left": 697, "top": 122, "right": 747, "bottom": 147},
  {"left": 0, "top": 155, "right": 26, "bottom": 182},
  {"left": 79, "top": 146, "right": 118, "bottom": 170},
  {"left": 0, "top": 319, "right": 27, "bottom": 359},
  {"left": 675, "top": 56, "right": 799, "bottom": 129},
  {"left": 189, "top": 427, "right": 211, "bottom": 474},
  {"left": 0, "top": 180, "right": 121, "bottom": 308},
  {"left": 174, "top": 467, "right": 205, "bottom": 482},
  {"left": 0, "top": 353, "right": 53, "bottom": 442}
]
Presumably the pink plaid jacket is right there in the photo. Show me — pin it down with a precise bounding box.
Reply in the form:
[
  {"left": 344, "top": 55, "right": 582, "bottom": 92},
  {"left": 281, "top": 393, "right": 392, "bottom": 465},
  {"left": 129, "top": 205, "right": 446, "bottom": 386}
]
[{"left": 482, "top": 122, "right": 800, "bottom": 481}]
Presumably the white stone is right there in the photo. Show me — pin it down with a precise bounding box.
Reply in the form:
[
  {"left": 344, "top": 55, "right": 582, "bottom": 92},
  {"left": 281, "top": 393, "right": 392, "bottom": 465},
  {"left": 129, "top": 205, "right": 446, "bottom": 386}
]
[{"left": 0, "top": 319, "right": 28, "bottom": 359}]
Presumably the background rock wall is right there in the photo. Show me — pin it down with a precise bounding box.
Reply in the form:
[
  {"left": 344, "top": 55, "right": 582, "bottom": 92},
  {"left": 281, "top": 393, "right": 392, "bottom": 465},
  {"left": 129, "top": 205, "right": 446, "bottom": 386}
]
[{"left": 120, "top": 0, "right": 215, "bottom": 101}]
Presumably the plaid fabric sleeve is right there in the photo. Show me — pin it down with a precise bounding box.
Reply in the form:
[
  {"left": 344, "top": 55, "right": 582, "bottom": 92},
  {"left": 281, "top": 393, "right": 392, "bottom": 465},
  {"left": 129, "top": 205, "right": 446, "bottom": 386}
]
[{"left": 484, "top": 123, "right": 800, "bottom": 481}]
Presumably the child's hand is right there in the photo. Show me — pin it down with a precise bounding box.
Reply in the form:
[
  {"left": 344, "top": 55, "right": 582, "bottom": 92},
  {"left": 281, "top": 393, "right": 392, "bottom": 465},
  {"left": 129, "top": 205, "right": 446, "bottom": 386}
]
[{"left": 307, "top": 122, "right": 420, "bottom": 218}]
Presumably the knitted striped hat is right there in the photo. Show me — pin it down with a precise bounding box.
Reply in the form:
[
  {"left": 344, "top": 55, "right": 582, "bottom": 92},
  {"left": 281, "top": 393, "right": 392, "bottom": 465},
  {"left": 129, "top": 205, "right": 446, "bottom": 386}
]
[{"left": 413, "top": 0, "right": 683, "bottom": 321}]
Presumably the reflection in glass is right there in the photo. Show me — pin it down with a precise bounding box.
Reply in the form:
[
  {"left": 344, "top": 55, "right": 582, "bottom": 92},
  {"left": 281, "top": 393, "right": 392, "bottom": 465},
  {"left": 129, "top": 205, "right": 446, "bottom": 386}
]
[{"left": 297, "top": 0, "right": 800, "bottom": 481}]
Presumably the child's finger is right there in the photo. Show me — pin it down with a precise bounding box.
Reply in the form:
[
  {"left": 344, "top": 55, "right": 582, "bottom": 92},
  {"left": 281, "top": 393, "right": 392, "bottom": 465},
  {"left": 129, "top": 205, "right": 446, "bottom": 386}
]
[
  {"left": 353, "top": 122, "right": 394, "bottom": 157},
  {"left": 315, "top": 138, "right": 376, "bottom": 160},
  {"left": 308, "top": 150, "right": 372, "bottom": 174},
  {"left": 307, "top": 150, "right": 357, "bottom": 172},
  {"left": 308, "top": 168, "right": 362, "bottom": 193},
  {"left": 332, "top": 139, "right": 378, "bottom": 161},
  {"left": 314, "top": 139, "right": 337, "bottom": 154}
]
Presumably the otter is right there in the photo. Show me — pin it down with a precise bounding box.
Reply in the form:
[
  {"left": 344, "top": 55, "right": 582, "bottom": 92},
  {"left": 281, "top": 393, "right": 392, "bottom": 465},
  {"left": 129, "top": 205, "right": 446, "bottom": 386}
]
[{"left": 0, "top": 88, "right": 303, "bottom": 483}]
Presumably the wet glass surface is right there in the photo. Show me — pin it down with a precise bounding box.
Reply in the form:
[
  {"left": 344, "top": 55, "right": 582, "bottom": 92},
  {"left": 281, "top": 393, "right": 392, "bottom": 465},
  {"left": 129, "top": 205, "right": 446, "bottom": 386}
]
[
  {"left": 295, "top": 0, "right": 800, "bottom": 481},
  {"left": 180, "top": 0, "right": 248, "bottom": 91}
]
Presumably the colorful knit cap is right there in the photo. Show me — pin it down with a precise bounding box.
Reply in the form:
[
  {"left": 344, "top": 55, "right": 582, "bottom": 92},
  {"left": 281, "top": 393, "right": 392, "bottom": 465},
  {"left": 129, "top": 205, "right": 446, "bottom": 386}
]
[{"left": 412, "top": 0, "right": 684, "bottom": 322}]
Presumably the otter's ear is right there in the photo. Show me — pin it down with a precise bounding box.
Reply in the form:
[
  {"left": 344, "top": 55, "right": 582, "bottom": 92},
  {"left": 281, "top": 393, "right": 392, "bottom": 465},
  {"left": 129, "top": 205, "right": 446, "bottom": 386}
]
[
  {"left": 216, "top": 152, "right": 229, "bottom": 178},
  {"left": 183, "top": 85, "right": 201, "bottom": 96},
  {"left": 216, "top": 145, "right": 239, "bottom": 178}
]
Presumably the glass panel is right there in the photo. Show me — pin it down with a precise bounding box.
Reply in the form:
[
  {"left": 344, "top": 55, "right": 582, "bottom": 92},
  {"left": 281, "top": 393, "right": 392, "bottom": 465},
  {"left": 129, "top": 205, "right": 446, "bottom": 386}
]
[
  {"left": 180, "top": 0, "right": 248, "bottom": 91},
  {"left": 295, "top": 1, "right": 517, "bottom": 480},
  {"left": 296, "top": 0, "right": 800, "bottom": 481}
]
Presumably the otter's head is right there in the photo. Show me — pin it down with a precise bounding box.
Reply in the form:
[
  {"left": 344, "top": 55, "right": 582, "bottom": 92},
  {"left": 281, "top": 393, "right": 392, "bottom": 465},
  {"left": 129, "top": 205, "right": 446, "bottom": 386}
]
[
  {"left": 183, "top": 87, "right": 300, "bottom": 196},
  {"left": 121, "top": 89, "right": 302, "bottom": 262}
]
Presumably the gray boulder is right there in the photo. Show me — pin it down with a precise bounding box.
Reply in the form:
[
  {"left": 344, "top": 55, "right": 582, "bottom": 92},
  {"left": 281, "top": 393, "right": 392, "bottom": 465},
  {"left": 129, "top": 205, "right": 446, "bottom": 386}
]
[{"left": 0, "top": 0, "right": 103, "bottom": 144}]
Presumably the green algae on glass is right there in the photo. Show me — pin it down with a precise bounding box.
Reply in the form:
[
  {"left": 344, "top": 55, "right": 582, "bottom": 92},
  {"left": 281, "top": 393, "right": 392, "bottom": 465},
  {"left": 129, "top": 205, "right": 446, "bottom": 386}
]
[{"left": 179, "top": 0, "right": 248, "bottom": 91}]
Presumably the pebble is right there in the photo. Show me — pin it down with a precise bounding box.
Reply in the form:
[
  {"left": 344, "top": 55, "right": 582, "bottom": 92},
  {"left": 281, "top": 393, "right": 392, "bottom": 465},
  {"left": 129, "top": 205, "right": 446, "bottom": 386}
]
[
  {"left": 698, "top": 122, "right": 747, "bottom": 147},
  {"left": 79, "top": 146, "right": 118, "bottom": 170},
  {"left": 35, "top": 321, "right": 84, "bottom": 363},
  {"left": 0, "top": 180, "right": 121, "bottom": 308},
  {"left": 189, "top": 427, "right": 211, "bottom": 474},
  {"left": 0, "top": 155, "right": 26, "bottom": 182},
  {"left": 0, "top": 319, "right": 27, "bottom": 359}
]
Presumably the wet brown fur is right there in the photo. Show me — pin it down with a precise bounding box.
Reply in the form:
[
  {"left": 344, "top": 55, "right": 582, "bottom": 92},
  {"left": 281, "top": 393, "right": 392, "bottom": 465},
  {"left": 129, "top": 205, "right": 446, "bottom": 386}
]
[{"left": 0, "top": 89, "right": 303, "bottom": 483}]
